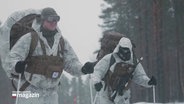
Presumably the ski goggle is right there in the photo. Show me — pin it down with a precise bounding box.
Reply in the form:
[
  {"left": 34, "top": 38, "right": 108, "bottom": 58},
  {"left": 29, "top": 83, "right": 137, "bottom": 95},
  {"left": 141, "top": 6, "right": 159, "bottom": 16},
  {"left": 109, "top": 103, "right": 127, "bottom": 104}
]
[{"left": 45, "top": 16, "right": 60, "bottom": 22}]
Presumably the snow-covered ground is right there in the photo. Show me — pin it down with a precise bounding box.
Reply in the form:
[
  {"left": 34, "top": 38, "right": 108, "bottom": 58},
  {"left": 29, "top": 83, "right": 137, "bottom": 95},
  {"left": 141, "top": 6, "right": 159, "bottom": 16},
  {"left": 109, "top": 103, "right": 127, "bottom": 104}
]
[{"left": 134, "top": 102, "right": 184, "bottom": 104}]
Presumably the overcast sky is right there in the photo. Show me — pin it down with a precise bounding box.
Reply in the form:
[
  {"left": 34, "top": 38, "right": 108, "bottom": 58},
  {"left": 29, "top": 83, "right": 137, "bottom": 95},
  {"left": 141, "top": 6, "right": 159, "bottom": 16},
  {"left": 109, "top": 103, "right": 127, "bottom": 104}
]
[{"left": 0, "top": 0, "right": 104, "bottom": 64}]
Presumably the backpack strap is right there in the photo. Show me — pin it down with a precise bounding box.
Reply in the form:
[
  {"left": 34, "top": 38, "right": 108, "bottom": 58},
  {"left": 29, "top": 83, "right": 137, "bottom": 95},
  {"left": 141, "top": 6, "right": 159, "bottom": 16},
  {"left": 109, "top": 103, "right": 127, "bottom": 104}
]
[
  {"left": 27, "top": 31, "right": 39, "bottom": 81},
  {"left": 21, "top": 31, "right": 38, "bottom": 90},
  {"left": 109, "top": 55, "right": 116, "bottom": 67},
  {"left": 39, "top": 38, "right": 47, "bottom": 55},
  {"left": 11, "top": 31, "right": 39, "bottom": 91},
  {"left": 103, "top": 55, "right": 116, "bottom": 90},
  {"left": 129, "top": 48, "right": 138, "bottom": 79},
  {"left": 25, "top": 31, "right": 39, "bottom": 61},
  {"left": 59, "top": 35, "right": 65, "bottom": 55}
]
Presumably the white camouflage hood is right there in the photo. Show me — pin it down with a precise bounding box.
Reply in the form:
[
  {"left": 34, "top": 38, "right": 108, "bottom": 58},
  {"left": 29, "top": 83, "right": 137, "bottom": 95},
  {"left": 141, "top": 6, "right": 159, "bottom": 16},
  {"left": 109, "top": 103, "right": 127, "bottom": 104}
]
[{"left": 113, "top": 37, "right": 134, "bottom": 64}]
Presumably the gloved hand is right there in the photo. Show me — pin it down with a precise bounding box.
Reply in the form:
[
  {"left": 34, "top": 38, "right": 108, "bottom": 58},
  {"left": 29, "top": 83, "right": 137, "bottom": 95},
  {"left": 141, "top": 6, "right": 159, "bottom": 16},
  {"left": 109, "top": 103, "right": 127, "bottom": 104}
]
[
  {"left": 94, "top": 82, "right": 103, "bottom": 92},
  {"left": 81, "top": 62, "right": 96, "bottom": 74},
  {"left": 148, "top": 76, "right": 157, "bottom": 86},
  {"left": 15, "top": 61, "right": 26, "bottom": 73}
]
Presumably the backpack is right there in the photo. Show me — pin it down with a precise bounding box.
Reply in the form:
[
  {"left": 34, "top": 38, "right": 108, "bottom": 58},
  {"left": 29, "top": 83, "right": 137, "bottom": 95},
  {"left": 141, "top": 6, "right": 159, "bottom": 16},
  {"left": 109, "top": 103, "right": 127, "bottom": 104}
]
[
  {"left": 10, "top": 13, "right": 39, "bottom": 49},
  {"left": 0, "top": 9, "right": 41, "bottom": 64},
  {"left": 96, "top": 31, "right": 124, "bottom": 61}
]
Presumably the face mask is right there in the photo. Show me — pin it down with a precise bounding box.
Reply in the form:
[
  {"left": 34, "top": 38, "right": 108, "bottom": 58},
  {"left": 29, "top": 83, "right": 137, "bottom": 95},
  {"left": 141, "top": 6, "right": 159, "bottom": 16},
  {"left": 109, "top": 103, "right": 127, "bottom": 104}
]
[{"left": 117, "top": 47, "right": 131, "bottom": 61}]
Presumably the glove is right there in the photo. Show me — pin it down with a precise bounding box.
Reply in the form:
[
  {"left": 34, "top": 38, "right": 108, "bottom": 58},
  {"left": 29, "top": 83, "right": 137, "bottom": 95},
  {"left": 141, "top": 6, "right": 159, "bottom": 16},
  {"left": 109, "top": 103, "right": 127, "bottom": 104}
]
[
  {"left": 15, "top": 61, "right": 26, "bottom": 73},
  {"left": 94, "top": 82, "right": 103, "bottom": 92},
  {"left": 81, "top": 62, "right": 96, "bottom": 74},
  {"left": 148, "top": 76, "right": 157, "bottom": 86}
]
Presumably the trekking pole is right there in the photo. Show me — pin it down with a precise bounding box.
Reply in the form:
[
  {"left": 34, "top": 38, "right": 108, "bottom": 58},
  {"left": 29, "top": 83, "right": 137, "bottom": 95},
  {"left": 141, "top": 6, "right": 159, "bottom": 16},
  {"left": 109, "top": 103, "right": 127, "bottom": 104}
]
[
  {"left": 89, "top": 74, "right": 94, "bottom": 104},
  {"left": 153, "top": 85, "right": 156, "bottom": 103},
  {"left": 99, "top": 92, "right": 101, "bottom": 104},
  {"left": 93, "top": 92, "right": 98, "bottom": 104},
  {"left": 15, "top": 73, "right": 21, "bottom": 104}
]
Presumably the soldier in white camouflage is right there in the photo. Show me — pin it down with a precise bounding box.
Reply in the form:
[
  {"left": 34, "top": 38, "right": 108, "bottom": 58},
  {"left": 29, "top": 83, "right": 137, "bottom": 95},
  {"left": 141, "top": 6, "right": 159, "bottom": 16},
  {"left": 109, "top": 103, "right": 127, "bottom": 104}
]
[
  {"left": 3, "top": 7, "right": 83, "bottom": 104},
  {"left": 82, "top": 35, "right": 157, "bottom": 104}
]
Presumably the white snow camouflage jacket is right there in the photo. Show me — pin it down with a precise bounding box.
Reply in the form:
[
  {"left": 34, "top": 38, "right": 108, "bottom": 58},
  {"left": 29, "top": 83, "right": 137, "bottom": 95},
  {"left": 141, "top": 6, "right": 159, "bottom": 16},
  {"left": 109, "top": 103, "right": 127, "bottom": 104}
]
[
  {"left": 92, "top": 37, "right": 152, "bottom": 104},
  {"left": 2, "top": 9, "right": 82, "bottom": 89}
]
